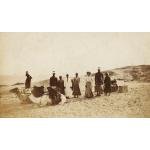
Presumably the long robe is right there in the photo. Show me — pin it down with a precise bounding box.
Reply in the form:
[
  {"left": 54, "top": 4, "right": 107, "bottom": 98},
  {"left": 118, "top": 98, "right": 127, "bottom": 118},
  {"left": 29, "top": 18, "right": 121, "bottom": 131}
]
[
  {"left": 95, "top": 72, "right": 104, "bottom": 93},
  {"left": 85, "top": 76, "right": 93, "bottom": 98},
  {"left": 72, "top": 77, "right": 81, "bottom": 96},
  {"left": 49, "top": 76, "right": 58, "bottom": 87},
  {"left": 57, "top": 79, "right": 65, "bottom": 94},
  {"left": 64, "top": 77, "right": 73, "bottom": 98},
  {"left": 25, "top": 74, "right": 32, "bottom": 89},
  {"left": 104, "top": 76, "right": 111, "bottom": 93}
]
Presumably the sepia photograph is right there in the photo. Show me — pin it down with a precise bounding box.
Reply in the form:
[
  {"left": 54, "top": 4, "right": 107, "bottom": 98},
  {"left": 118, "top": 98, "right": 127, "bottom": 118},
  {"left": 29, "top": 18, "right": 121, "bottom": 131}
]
[
  {"left": 1, "top": 1, "right": 150, "bottom": 150},
  {"left": 0, "top": 32, "right": 150, "bottom": 118}
]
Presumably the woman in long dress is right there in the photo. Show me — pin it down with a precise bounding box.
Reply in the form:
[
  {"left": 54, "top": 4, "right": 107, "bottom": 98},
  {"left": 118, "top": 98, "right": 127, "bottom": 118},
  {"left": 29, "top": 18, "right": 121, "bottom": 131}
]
[
  {"left": 85, "top": 72, "right": 94, "bottom": 98},
  {"left": 72, "top": 73, "right": 81, "bottom": 98},
  {"left": 64, "top": 74, "right": 73, "bottom": 99}
]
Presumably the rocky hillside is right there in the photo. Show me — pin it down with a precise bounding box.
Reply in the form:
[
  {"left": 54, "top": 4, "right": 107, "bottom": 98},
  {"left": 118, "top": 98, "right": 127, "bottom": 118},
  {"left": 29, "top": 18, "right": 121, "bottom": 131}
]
[
  {"left": 105, "top": 65, "right": 150, "bottom": 82},
  {"left": 36, "top": 65, "right": 150, "bottom": 87}
]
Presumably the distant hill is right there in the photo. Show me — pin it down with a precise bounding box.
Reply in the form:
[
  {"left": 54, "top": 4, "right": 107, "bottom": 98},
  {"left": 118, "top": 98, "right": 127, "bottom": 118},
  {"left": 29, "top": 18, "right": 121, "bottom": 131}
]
[
  {"left": 1, "top": 65, "right": 150, "bottom": 87},
  {"left": 0, "top": 75, "right": 24, "bottom": 85},
  {"left": 12, "top": 82, "right": 24, "bottom": 86},
  {"left": 0, "top": 74, "right": 48, "bottom": 86},
  {"left": 102, "top": 65, "right": 150, "bottom": 82},
  {"left": 34, "top": 79, "right": 49, "bottom": 87},
  {"left": 0, "top": 85, "right": 8, "bottom": 87},
  {"left": 35, "top": 65, "right": 150, "bottom": 86}
]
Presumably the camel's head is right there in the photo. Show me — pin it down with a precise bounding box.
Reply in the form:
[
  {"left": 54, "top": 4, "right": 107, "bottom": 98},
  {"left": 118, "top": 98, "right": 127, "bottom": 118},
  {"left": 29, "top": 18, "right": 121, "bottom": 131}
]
[
  {"left": 10, "top": 88, "right": 19, "bottom": 94},
  {"left": 10, "top": 88, "right": 31, "bottom": 104}
]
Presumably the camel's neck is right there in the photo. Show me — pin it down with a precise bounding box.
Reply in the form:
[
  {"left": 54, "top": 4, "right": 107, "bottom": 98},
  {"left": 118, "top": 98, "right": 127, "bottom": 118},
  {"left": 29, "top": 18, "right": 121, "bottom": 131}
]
[{"left": 16, "top": 92, "right": 23, "bottom": 101}]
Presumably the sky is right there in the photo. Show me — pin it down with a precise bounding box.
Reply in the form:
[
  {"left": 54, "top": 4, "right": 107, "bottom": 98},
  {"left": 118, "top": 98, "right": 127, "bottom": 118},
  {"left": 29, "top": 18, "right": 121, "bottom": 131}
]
[{"left": 0, "top": 32, "right": 150, "bottom": 79}]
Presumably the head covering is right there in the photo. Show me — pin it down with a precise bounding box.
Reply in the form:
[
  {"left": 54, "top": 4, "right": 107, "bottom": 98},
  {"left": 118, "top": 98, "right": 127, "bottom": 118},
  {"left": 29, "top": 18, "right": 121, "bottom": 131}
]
[
  {"left": 105, "top": 72, "right": 109, "bottom": 76},
  {"left": 52, "top": 71, "right": 55, "bottom": 76},
  {"left": 26, "top": 71, "right": 28, "bottom": 74},
  {"left": 87, "top": 71, "right": 91, "bottom": 75}
]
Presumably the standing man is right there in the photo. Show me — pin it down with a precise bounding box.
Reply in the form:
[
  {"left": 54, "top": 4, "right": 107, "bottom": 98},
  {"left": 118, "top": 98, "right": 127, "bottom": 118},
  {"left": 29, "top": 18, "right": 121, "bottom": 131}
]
[
  {"left": 104, "top": 72, "right": 111, "bottom": 96},
  {"left": 25, "top": 71, "right": 32, "bottom": 89},
  {"left": 49, "top": 71, "right": 58, "bottom": 100},
  {"left": 49, "top": 71, "right": 58, "bottom": 88},
  {"left": 64, "top": 74, "right": 73, "bottom": 99},
  {"left": 57, "top": 76, "right": 65, "bottom": 95},
  {"left": 95, "top": 67, "right": 104, "bottom": 96},
  {"left": 72, "top": 73, "right": 81, "bottom": 98}
]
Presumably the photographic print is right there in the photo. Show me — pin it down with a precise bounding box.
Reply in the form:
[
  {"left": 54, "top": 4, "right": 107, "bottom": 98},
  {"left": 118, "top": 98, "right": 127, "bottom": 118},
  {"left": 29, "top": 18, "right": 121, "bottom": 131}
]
[{"left": 0, "top": 32, "right": 150, "bottom": 118}]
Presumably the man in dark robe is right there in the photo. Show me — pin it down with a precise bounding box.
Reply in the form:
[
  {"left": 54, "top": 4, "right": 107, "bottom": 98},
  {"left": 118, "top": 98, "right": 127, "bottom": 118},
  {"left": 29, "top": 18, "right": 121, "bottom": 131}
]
[
  {"left": 50, "top": 71, "right": 58, "bottom": 87},
  {"left": 25, "top": 71, "right": 32, "bottom": 89},
  {"left": 95, "top": 68, "right": 104, "bottom": 96},
  {"left": 57, "top": 76, "right": 65, "bottom": 94},
  {"left": 49, "top": 71, "right": 58, "bottom": 100},
  {"left": 72, "top": 73, "right": 81, "bottom": 98},
  {"left": 104, "top": 72, "right": 111, "bottom": 96}
]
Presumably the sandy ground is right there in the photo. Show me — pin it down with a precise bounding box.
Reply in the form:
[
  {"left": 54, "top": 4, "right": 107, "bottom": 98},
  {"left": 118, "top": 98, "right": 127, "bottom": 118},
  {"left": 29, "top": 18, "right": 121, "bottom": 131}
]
[{"left": 0, "top": 82, "right": 150, "bottom": 118}]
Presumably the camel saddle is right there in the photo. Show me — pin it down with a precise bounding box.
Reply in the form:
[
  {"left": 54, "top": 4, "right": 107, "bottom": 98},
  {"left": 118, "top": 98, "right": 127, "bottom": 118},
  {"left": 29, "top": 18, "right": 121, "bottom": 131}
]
[{"left": 32, "top": 86, "right": 44, "bottom": 97}]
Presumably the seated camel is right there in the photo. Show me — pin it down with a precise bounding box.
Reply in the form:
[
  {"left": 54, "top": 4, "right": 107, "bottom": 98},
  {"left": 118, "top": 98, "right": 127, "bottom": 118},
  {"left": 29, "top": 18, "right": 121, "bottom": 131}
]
[
  {"left": 10, "top": 87, "right": 67, "bottom": 107},
  {"left": 10, "top": 87, "right": 52, "bottom": 106}
]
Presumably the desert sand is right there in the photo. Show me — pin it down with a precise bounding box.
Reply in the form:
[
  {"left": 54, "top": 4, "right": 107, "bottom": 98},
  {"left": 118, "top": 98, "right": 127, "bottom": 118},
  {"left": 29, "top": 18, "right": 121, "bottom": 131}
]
[{"left": 0, "top": 81, "right": 150, "bottom": 118}]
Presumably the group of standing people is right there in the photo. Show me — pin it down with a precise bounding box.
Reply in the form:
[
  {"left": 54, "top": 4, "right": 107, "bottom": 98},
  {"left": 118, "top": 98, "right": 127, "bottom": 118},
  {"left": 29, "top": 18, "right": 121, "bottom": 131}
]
[
  {"left": 25, "top": 67, "right": 112, "bottom": 100},
  {"left": 84, "top": 68, "right": 111, "bottom": 98},
  {"left": 49, "top": 72, "right": 81, "bottom": 99}
]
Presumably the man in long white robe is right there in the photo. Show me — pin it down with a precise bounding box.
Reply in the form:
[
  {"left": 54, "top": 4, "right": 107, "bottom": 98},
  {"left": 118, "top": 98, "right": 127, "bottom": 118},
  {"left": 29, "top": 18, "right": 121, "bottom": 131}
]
[{"left": 64, "top": 74, "right": 73, "bottom": 98}]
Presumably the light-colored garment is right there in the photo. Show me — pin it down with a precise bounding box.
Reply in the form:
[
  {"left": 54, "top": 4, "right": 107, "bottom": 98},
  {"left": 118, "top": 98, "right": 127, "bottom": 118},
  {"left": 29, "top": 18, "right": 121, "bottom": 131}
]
[
  {"left": 85, "top": 76, "right": 93, "bottom": 88},
  {"left": 85, "top": 76, "right": 94, "bottom": 98},
  {"left": 64, "top": 78, "right": 73, "bottom": 98}
]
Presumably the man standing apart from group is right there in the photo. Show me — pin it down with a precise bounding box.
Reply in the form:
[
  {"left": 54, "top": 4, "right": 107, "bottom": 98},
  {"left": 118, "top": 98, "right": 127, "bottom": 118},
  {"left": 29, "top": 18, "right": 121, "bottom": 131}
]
[
  {"left": 25, "top": 71, "right": 32, "bottom": 89},
  {"left": 95, "top": 67, "right": 104, "bottom": 96}
]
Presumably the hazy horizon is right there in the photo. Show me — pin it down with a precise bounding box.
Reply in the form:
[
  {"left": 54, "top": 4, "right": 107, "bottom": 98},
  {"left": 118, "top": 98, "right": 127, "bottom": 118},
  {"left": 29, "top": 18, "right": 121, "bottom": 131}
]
[{"left": 1, "top": 32, "right": 150, "bottom": 78}]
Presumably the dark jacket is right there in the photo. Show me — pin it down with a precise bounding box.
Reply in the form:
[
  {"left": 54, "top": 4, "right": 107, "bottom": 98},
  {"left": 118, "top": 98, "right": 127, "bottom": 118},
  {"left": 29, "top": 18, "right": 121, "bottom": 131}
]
[
  {"left": 104, "top": 76, "right": 111, "bottom": 86},
  {"left": 104, "top": 76, "right": 111, "bottom": 93},
  {"left": 50, "top": 76, "right": 58, "bottom": 86},
  {"left": 57, "top": 79, "right": 65, "bottom": 94},
  {"left": 95, "top": 72, "right": 104, "bottom": 85},
  {"left": 25, "top": 74, "right": 32, "bottom": 89}
]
